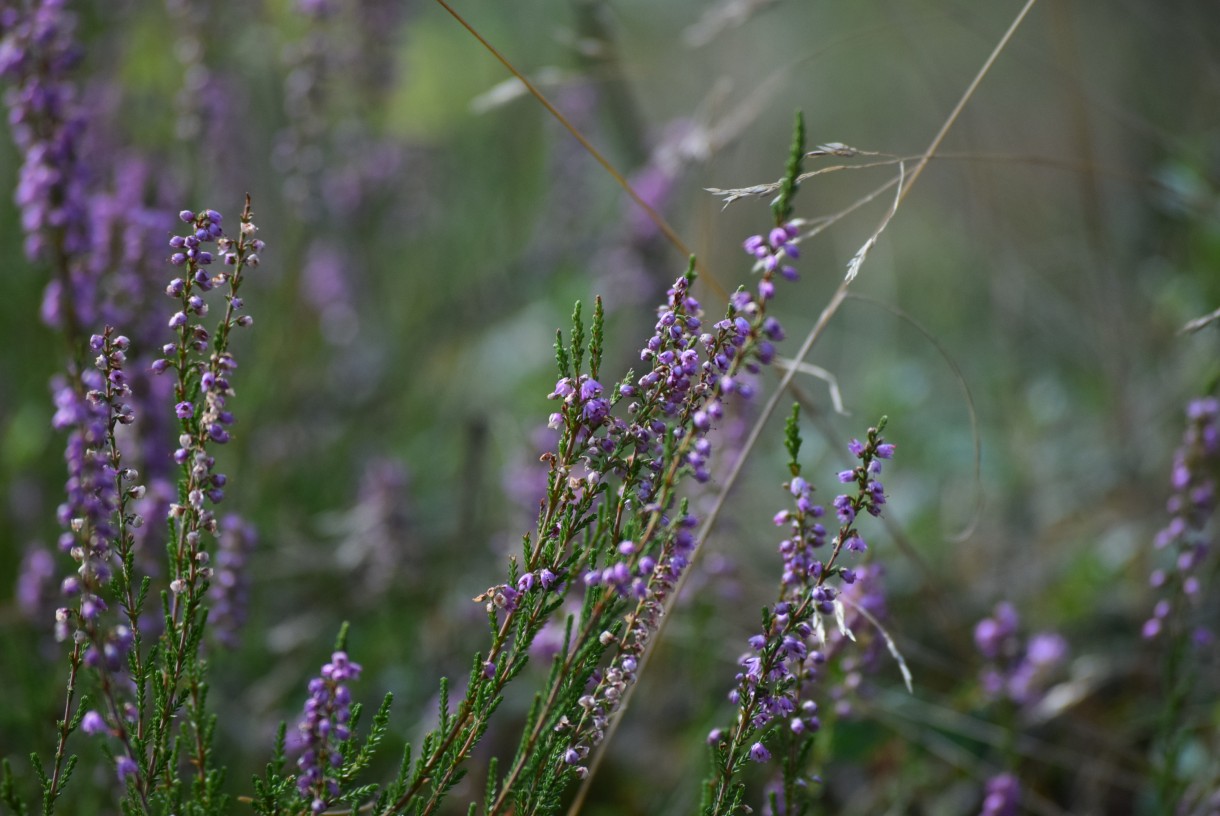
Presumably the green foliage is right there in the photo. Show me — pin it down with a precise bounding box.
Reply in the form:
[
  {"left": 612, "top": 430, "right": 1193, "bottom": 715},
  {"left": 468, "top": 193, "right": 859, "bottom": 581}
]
[
  {"left": 785, "top": 403, "right": 802, "bottom": 477},
  {"left": 772, "top": 111, "right": 806, "bottom": 224}
]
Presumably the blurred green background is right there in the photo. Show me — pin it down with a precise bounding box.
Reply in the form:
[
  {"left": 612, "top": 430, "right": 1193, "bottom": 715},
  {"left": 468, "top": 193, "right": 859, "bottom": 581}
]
[{"left": 2, "top": 0, "right": 1219, "bottom": 813}]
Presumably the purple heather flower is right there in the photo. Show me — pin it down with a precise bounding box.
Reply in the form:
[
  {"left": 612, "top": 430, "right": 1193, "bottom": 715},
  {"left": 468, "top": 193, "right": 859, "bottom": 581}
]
[
  {"left": 743, "top": 220, "right": 801, "bottom": 280},
  {"left": 207, "top": 515, "right": 257, "bottom": 649},
  {"left": 301, "top": 241, "right": 359, "bottom": 345},
  {"left": 974, "top": 602, "right": 1019, "bottom": 660},
  {"left": 832, "top": 494, "right": 855, "bottom": 525},
  {"left": 715, "top": 428, "right": 894, "bottom": 792},
  {"left": 979, "top": 772, "right": 1020, "bottom": 816},
  {"left": 975, "top": 603, "right": 1068, "bottom": 707},
  {"left": 1025, "top": 632, "right": 1068, "bottom": 667},
  {"left": 80, "top": 710, "right": 106, "bottom": 735},
  {"left": 1146, "top": 397, "right": 1219, "bottom": 640},
  {"left": 116, "top": 754, "right": 138, "bottom": 784},
  {"left": 296, "top": 651, "right": 362, "bottom": 810},
  {"left": 15, "top": 545, "right": 55, "bottom": 619},
  {"left": 749, "top": 741, "right": 771, "bottom": 762}
]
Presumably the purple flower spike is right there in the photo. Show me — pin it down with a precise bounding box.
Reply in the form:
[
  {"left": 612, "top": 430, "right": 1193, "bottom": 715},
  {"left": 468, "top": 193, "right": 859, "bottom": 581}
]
[
  {"left": 296, "top": 650, "right": 362, "bottom": 810},
  {"left": 208, "top": 515, "right": 257, "bottom": 649},
  {"left": 1146, "top": 398, "right": 1219, "bottom": 638},
  {"left": 712, "top": 422, "right": 895, "bottom": 799}
]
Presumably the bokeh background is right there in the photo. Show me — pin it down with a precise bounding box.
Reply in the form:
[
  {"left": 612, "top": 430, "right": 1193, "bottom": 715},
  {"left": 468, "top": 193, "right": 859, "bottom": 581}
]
[{"left": 2, "top": 0, "right": 1219, "bottom": 813}]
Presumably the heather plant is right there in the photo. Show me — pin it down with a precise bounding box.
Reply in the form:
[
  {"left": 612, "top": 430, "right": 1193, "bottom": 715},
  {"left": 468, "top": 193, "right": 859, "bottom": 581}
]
[
  {"left": 702, "top": 407, "right": 904, "bottom": 816},
  {"left": 2, "top": 2, "right": 1220, "bottom": 816},
  {"left": 1142, "top": 397, "right": 1220, "bottom": 813}
]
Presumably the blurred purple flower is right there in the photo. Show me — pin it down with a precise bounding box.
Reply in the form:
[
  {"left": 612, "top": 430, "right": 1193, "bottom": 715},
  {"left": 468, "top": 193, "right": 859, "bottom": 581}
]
[
  {"left": 330, "top": 457, "right": 414, "bottom": 597},
  {"left": 979, "top": 772, "right": 1020, "bottom": 816},
  {"left": 301, "top": 241, "right": 359, "bottom": 345},
  {"left": 0, "top": 0, "right": 89, "bottom": 266},
  {"left": 1145, "top": 397, "right": 1219, "bottom": 642},
  {"left": 16, "top": 544, "right": 55, "bottom": 620},
  {"left": 973, "top": 601, "right": 1019, "bottom": 660},
  {"left": 975, "top": 603, "right": 1068, "bottom": 707},
  {"left": 208, "top": 515, "right": 257, "bottom": 649}
]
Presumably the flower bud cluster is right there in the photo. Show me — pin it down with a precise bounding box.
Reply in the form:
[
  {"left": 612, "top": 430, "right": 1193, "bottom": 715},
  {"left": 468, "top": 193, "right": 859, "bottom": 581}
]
[
  {"left": 707, "top": 427, "right": 894, "bottom": 810},
  {"left": 296, "top": 651, "right": 363, "bottom": 814},
  {"left": 77, "top": 336, "right": 141, "bottom": 686},
  {"left": 830, "top": 435, "right": 894, "bottom": 546},
  {"left": 41, "top": 331, "right": 147, "bottom": 791},
  {"left": 773, "top": 475, "right": 827, "bottom": 590},
  {"left": 153, "top": 204, "right": 261, "bottom": 586},
  {"left": 50, "top": 369, "right": 114, "bottom": 598},
  {"left": 743, "top": 222, "right": 801, "bottom": 301},
  {"left": 1144, "top": 397, "right": 1219, "bottom": 641},
  {"left": 556, "top": 510, "right": 699, "bottom": 779},
  {"left": 974, "top": 602, "right": 1068, "bottom": 707},
  {"left": 52, "top": 330, "right": 146, "bottom": 659}
]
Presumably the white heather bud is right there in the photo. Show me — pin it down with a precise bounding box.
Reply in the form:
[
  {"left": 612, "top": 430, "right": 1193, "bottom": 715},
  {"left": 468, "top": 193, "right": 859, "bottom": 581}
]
[
  {"left": 599, "top": 631, "right": 615, "bottom": 645},
  {"left": 198, "top": 567, "right": 214, "bottom": 580},
  {"left": 70, "top": 517, "right": 85, "bottom": 533},
  {"left": 195, "top": 551, "right": 209, "bottom": 564},
  {"left": 170, "top": 579, "right": 186, "bottom": 594}
]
